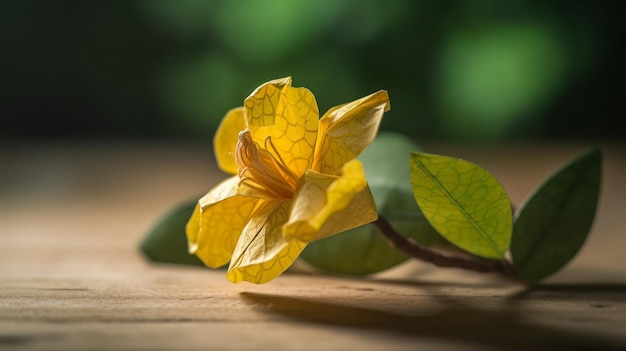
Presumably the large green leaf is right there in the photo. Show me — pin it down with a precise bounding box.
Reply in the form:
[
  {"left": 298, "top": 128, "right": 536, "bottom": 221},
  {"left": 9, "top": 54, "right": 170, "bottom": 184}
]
[
  {"left": 300, "top": 132, "right": 442, "bottom": 275},
  {"left": 511, "top": 148, "right": 602, "bottom": 282},
  {"left": 139, "top": 198, "right": 205, "bottom": 266},
  {"left": 409, "top": 153, "right": 512, "bottom": 259}
]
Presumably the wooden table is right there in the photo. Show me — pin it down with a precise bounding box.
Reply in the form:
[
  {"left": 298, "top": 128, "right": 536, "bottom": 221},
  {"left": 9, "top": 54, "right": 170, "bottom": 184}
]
[{"left": 1, "top": 140, "right": 625, "bottom": 351}]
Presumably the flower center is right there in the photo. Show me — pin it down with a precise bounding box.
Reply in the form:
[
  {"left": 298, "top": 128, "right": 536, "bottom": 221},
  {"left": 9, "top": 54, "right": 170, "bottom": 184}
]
[{"left": 235, "top": 131, "right": 299, "bottom": 199}]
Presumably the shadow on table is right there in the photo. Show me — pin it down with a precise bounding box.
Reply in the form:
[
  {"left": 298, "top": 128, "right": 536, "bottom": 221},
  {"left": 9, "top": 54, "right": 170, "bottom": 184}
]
[
  {"left": 240, "top": 287, "right": 625, "bottom": 351},
  {"left": 508, "top": 283, "right": 626, "bottom": 302}
]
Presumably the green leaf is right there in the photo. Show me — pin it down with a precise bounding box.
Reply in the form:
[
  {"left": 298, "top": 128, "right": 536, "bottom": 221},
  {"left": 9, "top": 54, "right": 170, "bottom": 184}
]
[
  {"left": 139, "top": 198, "right": 205, "bottom": 266},
  {"left": 300, "top": 132, "right": 442, "bottom": 275},
  {"left": 511, "top": 148, "right": 602, "bottom": 282},
  {"left": 409, "top": 152, "right": 512, "bottom": 259}
]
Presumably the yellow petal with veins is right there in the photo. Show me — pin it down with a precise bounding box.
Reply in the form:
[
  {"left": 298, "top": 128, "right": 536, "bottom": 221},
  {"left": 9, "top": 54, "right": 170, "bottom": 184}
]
[
  {"left": 244, "top": 77, "right": 319, "bottom": 177},
  {"left": 313, "top": 90, "right": 390, "bottom": 175},
  {"left": 213, "top": 107, "right": 247, "bottom": 175},
  {"left": 227, "top": 200, "right": 307, "bottom": 284},
  {"left": 186, "top": 176, "right": 259, "bottom": 268},
  {"left": 283, "top": 160, "right": 378, "bottom": 242}
]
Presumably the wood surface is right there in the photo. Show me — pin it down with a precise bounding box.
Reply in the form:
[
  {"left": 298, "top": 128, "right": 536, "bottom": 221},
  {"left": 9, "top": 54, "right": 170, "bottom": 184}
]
[{"left": 1, "top": 141, "right": 625, "bottom": 351}]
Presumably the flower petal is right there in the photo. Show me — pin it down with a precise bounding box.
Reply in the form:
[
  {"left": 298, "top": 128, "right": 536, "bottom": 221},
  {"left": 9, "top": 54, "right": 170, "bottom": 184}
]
[
  {"left": 313, "top": 90, "right": 390, "bottom": 175},
  {"left": 186, "top": 176, "right": 259, "bottom": 268},
  {"left": 213, "top": 107, "right": 247, "bottom": 175},
  {"left": 227, "top": 200, "right": 306, "bottom": 284},
  {"left": 283, "top": 160, "right": 378, "bottom": 243},
  {"left": 244, "top": 77, "right": 319, "bottom": 177}
]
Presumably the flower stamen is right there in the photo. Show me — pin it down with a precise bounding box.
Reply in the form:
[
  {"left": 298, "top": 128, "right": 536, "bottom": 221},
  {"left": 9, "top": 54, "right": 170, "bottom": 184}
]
[
  {"left": 263, "top": 136, "right": 299, "bottom": 189},
  {"left": 235, "top": 131, "right": 297, "bottom": 199}
]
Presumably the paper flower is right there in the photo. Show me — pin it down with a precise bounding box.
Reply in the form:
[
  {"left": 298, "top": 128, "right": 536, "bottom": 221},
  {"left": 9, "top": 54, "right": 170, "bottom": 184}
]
[{"left": 186, "top": 77, "right": 390, "bottom": 283}]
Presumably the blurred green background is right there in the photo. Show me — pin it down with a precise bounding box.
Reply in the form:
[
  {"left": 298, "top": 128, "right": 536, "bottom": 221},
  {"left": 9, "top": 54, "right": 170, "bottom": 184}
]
[{"left": 1, "top": 0, "right": 623, "bottom": 142}]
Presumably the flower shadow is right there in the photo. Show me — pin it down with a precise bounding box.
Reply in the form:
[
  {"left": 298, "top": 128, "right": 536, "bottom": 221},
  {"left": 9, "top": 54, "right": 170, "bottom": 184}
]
[
  {"left": 508, "top": 283, "right": 626, "bottom": 303},
  {"left": 240, "top": 290, "right": 624, "bottom": 351}
]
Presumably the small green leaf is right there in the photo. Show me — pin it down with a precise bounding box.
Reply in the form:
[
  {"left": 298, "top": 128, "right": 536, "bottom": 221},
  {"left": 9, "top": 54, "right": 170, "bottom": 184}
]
[
  {"left": 139, "top": 198, "right": 205, "bottom": 266},
  {"left": 409, "top": 152, "right": 512, "bottom": 259},
  {"left": 300, "top": 132, "right": 442, "bottom": 275},
  {"left": 511, "top": 148, "right": 602, "bottom": 282}
]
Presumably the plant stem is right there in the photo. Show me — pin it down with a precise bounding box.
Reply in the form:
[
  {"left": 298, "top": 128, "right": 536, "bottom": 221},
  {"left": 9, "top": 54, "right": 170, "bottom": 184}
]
[{"left": 372, "top": 215, "right": 518, "bottom": 280}]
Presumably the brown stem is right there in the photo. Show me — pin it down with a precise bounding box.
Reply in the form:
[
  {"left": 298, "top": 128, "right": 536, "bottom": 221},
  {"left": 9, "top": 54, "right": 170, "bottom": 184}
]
[{"left": 372, "top": 215, "right": 518, "bottom": 280}]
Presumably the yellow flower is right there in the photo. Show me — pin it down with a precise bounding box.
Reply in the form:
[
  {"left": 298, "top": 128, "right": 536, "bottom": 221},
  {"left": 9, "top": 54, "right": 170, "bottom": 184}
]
[{"left": 186, "top": 77, "right": 390, "bottom": 283}]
